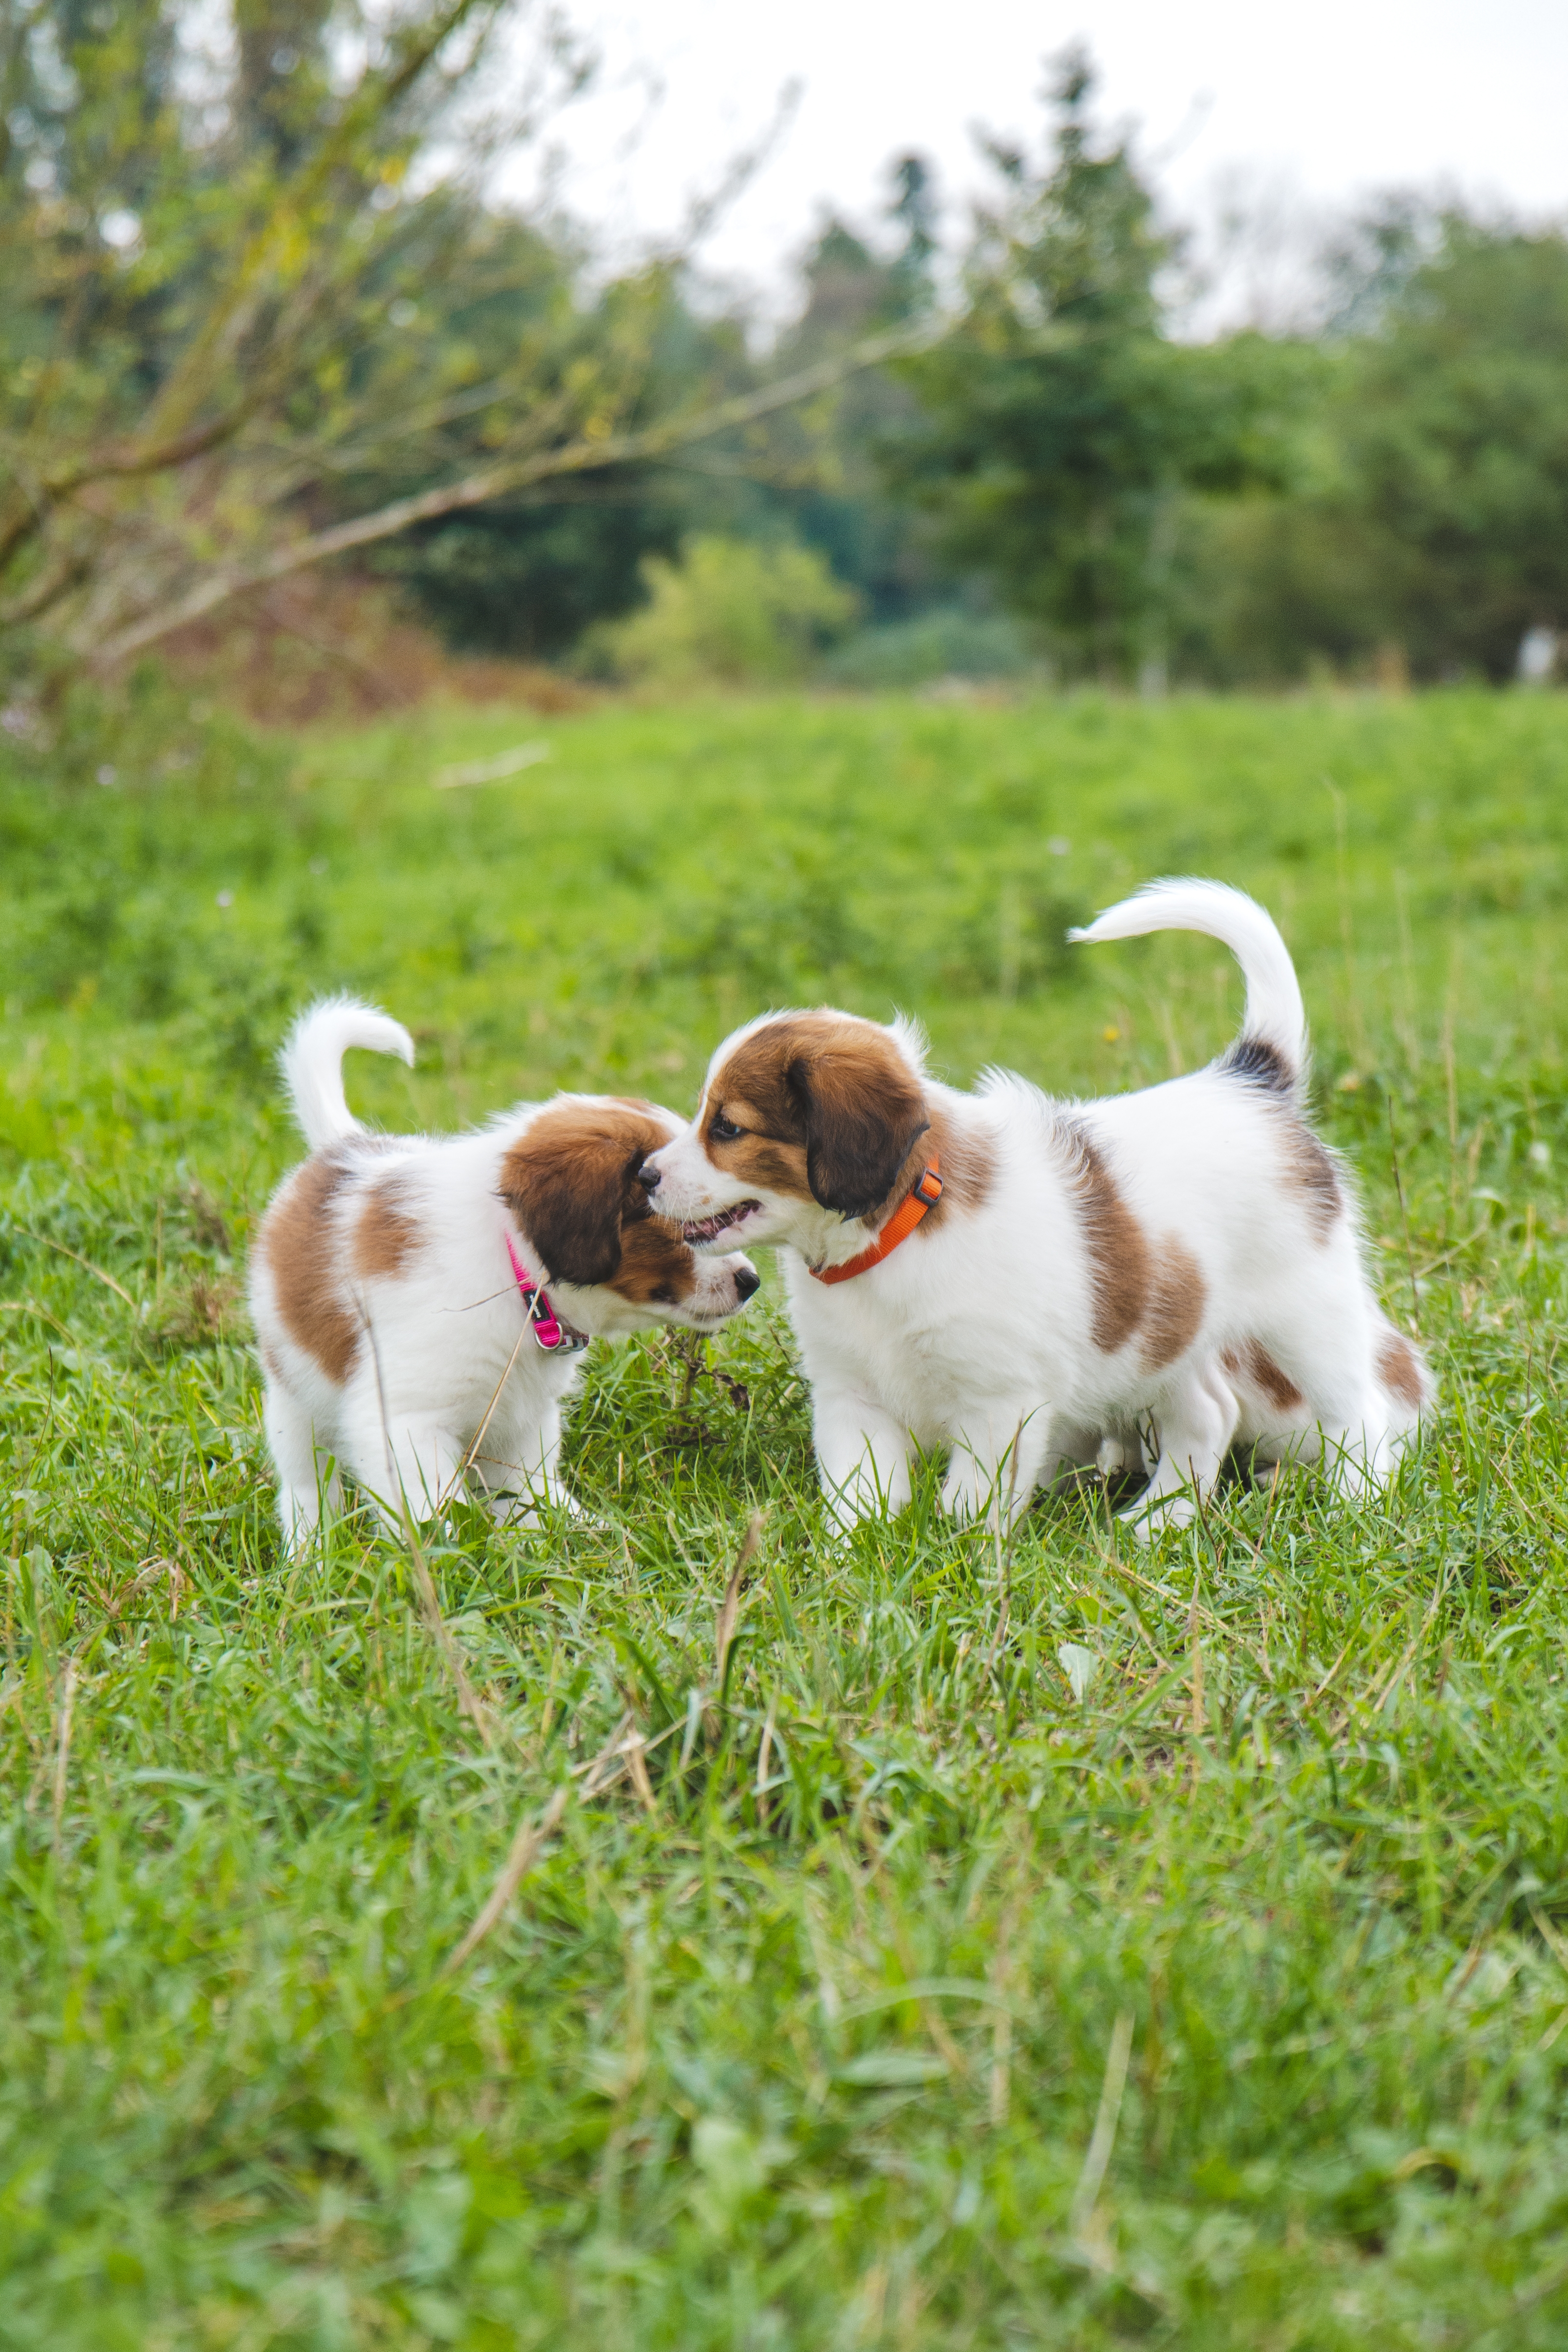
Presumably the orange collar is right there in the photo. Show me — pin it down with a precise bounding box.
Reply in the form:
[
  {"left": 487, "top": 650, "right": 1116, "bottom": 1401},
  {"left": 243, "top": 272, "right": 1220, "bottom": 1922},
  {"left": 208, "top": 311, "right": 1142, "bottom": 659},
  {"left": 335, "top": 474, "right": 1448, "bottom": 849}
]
[{"left": 810, "top": 1155, "right": 943, "bottom": 1287}]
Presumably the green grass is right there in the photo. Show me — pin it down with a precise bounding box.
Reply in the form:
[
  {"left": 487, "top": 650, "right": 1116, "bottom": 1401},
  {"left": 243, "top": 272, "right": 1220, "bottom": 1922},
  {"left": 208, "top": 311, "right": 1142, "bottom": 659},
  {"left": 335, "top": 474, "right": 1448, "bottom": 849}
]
[{"left": 4, "top": 683, "right": 1568, "bottom": 2348}]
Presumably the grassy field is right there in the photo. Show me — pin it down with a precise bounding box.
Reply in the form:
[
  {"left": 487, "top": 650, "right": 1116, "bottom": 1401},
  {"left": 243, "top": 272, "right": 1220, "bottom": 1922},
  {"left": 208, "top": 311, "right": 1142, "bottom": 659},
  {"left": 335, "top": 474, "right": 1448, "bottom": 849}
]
[{"left": 4, "top": 683, "right": 1568, "bottom": 2349}]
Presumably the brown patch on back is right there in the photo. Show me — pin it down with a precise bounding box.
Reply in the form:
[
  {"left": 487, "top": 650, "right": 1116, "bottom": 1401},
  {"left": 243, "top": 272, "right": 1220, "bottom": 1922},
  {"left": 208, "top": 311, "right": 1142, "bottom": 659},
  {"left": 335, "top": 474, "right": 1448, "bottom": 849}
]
[
  {"left": 1059, "top": 1123, "right": 1151, "bottom": 1353},
  {"left": 499, "top": 1100, "right": 669, "bottom": 1288},
  {"left": 353, "top": 1175, "right": 421, "bottom": 1279},
  {"left": 1377, "top": 1328, "right": 1426, "bottom": 1408},
  {"left": 1141, "top": 1239, "right": 1206, "bottom": 1371},
  {"left": 1220, "top": 1339, "right": 1305, "bottom": 1413},
  {"left": 262, "top": 1152, "right": 359, "bottom": 1384},
  {"left": 605, "top": 1216, "right": 699, "bottom": 1308},
  {"left": 706, "top": 1013, "right": 928, "bottom": 1218},
  {"left": 1279, "top": 1117, "right": 1342, "bottom": 1241}
]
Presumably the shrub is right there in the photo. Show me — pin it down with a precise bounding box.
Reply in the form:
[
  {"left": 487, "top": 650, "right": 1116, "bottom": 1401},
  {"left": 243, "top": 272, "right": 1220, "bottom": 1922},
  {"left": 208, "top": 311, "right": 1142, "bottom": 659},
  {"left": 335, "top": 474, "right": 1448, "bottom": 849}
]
[
  {"left": 823, "top": 607, "right": 1045, "bottom": 690},
  {"left": 584, "top": 536, "right": 858, "bottom": 688}
]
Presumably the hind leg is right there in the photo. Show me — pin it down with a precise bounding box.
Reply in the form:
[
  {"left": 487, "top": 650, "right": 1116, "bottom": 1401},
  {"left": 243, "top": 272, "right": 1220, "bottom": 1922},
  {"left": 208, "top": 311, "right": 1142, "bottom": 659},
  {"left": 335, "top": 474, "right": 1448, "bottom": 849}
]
[
  {"left": 262, "top": 1381, "right": 343, "bottom": 1555},
  {"left": 1266, "top": 1314, "right": 1429, "bottom": 1500},
  {"left": 335, "top": 1379, "right": 468, "bottom": 1531},
  {"left": 1315, "top": 1396, "right": 1420, "bottom": 1498},
  {"left": 1122, "top": 1364, "right": 1239, "bottom": 1537}
]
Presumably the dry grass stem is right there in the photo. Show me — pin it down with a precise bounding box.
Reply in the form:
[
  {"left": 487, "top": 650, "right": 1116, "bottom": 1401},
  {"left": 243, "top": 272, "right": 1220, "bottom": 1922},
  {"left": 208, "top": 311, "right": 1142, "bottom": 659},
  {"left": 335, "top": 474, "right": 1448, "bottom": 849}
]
[
  {"left": 448, "top": 1326, "right": 529, "bottom": 1505},
  {"left": 439, "top": 1785, "right": 569, "bottom": 1979},
  {"left": 403, "top": 1521, "right": 494, "bottom": 1748},
  {"left": 624, "top": 1731, "right": 658, "bottom": 1817},
  {"left": 1070, "top": 2010, "right": 1135, "bottom": 2251},
  {"left": 1188, "top": 1586, "right": 1206, "bottom": 1738},
  {"left": 715, "top": 1509, "right": 764, "bottom": 1688},
  {"left": 51, "top": 1656, "right": 78, "bottom": 1846},
  {"left": 755, "top": 1697, "right": 776, "bottom": 1816},
  {"left": 20, "top": 1229, "right": 136, "bottom": 1308}
]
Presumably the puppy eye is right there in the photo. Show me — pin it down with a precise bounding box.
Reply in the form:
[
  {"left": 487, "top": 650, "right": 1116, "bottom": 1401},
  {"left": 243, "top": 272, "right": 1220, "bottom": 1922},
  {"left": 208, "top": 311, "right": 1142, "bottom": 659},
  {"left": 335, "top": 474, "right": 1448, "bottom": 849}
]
[{"left": 709, "top": 1113, "right": 742, "bottom": 1142}]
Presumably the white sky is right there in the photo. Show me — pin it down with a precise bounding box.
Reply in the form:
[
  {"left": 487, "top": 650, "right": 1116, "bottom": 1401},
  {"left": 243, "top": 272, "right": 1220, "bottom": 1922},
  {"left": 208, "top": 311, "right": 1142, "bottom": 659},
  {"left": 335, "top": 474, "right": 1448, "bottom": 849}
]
[{"left": 510, "top": 0, "right": 1568, "bottom": 328}]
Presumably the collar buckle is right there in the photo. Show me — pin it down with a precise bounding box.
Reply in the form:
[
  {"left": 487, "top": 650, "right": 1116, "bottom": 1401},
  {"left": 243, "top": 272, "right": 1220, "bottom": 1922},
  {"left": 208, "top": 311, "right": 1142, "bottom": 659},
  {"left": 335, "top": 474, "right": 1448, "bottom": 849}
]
[{"left": 504, "top": 1230, "right": 590, "bottom": 1352}]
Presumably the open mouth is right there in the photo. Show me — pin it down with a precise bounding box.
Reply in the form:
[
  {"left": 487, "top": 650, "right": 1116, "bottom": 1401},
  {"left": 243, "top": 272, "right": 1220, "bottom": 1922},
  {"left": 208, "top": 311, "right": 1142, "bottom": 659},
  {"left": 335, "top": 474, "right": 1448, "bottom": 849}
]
[{"left": 680, "top": 1200, "right": 762, "bottom": 1245}]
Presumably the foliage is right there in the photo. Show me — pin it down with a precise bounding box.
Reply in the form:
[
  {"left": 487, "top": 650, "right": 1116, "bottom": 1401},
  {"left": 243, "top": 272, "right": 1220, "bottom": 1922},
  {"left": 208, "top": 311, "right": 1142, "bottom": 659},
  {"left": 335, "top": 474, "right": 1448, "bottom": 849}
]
[
  {"left": 887, "top": 53, "right": 1297, "bottom": 683},
  {"left": 1172, "top": 216, "right": 1568, "bottom": 684},
  {"left": 757, "top": 175, "right": 958, "bottom": 627},
  {"left": 1335, "top": 220, "right": 1568, "bottom": 677},
  {"left": 0, "top": 0, "right": 528, "bottom": 645},
  {"left": 378, "top": 168, "right": 957, "bottom": 662},
  {"left": 356, "top": 257, "right": 754, "bottom": 662},
  {"left": 821, "top": 606, "right": 1043, "bottom": 689},
  {"left": 582, "top": 535, "right": 859, "bottom": 689},
  {"left": 6, "top": 689, "right": 1568, "bottom": 2341},
  {"left": 0, "top": 0, "right": 904, "bottom": 679}
]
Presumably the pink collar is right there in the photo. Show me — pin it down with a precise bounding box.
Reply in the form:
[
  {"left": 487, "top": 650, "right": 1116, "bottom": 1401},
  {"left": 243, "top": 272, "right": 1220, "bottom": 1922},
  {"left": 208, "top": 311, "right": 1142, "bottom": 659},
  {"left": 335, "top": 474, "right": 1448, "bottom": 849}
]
[{"left": 504, "top": 1231, "right": 589, "bottom": 1353}]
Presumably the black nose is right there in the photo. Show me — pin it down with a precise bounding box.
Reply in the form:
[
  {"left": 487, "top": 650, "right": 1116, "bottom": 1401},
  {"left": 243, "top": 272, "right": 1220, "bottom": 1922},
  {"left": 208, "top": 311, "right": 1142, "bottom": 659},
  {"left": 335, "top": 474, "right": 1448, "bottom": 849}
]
[
  {"left": 639, "top": 1160, "right": 661, "bottom": 1191},
  {"left": 735, "top": 1264, "right": 760, "bottom": 1300}
]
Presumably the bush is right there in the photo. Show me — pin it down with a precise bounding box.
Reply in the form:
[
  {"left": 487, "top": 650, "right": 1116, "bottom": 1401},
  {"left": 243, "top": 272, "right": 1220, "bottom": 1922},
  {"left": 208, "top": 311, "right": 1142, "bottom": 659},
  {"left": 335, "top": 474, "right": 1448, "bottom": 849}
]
[
  {"left": 823, "top": 608, "right": 1046, "bottom": 690},
  {"left": 583, "top": 536, "right": 858, "bottom": 688}
]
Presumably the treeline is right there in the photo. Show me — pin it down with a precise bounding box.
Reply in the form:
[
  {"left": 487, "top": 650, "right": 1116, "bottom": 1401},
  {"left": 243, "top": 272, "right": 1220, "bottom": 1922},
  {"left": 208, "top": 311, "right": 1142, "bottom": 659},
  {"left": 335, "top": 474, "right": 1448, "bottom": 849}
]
[
  {"left": 379, "top": 52, "right": 1568, "bottom": 691},
  {"left": 3, "top": 10, "right": 1566, "bottom": 693}
]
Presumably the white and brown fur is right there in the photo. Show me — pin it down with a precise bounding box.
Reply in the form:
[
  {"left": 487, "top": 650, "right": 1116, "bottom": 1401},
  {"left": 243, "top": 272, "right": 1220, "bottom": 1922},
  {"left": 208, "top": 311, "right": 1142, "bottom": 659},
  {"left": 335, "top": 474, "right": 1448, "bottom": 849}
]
[
  {"left": 250, "top": 998, "right": 758, "bottom": 1551},
  {"left": 640, "top": 880, "right": 1432, "bottom": 1536}
]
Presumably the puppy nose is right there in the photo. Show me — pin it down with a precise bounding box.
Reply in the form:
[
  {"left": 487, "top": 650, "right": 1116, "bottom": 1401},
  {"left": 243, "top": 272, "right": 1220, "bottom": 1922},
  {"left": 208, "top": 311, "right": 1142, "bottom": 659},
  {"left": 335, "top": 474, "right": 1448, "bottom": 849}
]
[
  {"left": 735, "top": 1264, "right": 760, "bottom": 1300},
  {"left": 639, "top": 1160, "right": 661, "bottom": 1191}
]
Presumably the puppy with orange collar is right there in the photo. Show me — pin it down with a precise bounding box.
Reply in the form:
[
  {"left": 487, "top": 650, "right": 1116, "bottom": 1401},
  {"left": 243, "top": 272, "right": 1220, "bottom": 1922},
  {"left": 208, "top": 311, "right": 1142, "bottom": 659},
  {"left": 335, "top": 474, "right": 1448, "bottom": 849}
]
[
  {"left": 251, "top": 999, "right": 758, "bottom": 1551},
  {"left": 639, "top": 880, "right": 1431, "bottom": 1536}
]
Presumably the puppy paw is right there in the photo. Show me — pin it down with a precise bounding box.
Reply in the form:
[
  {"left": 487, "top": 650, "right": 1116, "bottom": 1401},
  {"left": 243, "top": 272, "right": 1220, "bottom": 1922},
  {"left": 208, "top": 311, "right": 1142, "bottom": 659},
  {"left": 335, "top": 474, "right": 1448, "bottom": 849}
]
[
  {"left": 1117, "top": 1491, "right": 1194, "bottom": 1538},
  {"left": 941, "top": 1465, "right": 987, "bottom": 1524},
  {"left": 489, "top": 1484, "right": 584, "bottom": 1530}
]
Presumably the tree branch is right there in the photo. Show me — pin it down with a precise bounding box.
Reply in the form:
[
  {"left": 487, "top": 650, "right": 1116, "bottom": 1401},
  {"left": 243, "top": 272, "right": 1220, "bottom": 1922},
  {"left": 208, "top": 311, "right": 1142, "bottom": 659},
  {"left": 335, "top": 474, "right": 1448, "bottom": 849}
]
[
  {"left": 87, "top": 320, "right": 943, "bottom": 668},
  {"left": 0, "top": 540, "right": 95, "bottom": 629},
  {"left": 132, "top": 0, "right": 500, "bottom": 452}
]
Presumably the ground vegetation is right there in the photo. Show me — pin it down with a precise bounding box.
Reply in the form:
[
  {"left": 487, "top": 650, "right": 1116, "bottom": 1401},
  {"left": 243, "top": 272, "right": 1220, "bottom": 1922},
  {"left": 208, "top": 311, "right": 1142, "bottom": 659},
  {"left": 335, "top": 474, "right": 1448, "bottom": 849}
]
[{"left": 3, "top": 688, "right": 1568, "bottom": 2342}]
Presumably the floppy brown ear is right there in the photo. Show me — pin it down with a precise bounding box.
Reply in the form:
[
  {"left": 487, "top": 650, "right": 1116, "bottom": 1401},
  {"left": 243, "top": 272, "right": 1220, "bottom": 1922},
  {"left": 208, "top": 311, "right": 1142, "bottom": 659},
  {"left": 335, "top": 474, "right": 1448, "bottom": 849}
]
[
  {"left": 787, "top": 1034, "right": 928, "bottom": 1218},
  {"left": 498, "top": 1110, "right": 655, "bottom": 1287}
]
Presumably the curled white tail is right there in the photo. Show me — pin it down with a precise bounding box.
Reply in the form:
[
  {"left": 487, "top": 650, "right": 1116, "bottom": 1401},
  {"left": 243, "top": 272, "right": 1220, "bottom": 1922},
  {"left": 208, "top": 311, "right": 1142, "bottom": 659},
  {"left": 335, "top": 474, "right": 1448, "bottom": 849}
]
[
  {"left": 1069, "top": 878, "right": 1307, "bottom": 1088},
  {"left": 279, "top": 996, "right": 415, "bottom": 1150}
]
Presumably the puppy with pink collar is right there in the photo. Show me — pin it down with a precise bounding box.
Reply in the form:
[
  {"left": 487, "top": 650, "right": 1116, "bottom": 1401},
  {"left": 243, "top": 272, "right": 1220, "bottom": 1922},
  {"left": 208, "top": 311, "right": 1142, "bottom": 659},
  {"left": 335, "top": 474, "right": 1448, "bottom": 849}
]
[
  {"left": 639, "top": 880, "right": 1432, "bottom": 1536},
  {"left": 250, "top": 1000, "right": 757, "bottom": 1551}
]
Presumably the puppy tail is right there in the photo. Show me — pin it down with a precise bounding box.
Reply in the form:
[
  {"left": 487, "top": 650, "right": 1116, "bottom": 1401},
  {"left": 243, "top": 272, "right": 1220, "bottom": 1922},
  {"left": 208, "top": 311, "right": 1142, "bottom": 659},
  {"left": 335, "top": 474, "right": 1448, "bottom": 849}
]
[
  {"left": 279, "top": 996, "right": 415, "bottom": 1149},
  {"left": 1069, "top": 878, "right": 1307, "bottom": 1094}
]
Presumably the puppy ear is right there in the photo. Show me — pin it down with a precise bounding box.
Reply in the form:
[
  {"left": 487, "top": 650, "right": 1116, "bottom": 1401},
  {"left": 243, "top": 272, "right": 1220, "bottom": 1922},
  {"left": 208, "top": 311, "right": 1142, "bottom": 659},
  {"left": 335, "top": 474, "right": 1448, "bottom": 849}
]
[
  {"left": 499, "top": 1115, "right": 651, "bottom": 1287},
  {"left": 787, "top": 1034, "right": 928, "bottom": 1218}
]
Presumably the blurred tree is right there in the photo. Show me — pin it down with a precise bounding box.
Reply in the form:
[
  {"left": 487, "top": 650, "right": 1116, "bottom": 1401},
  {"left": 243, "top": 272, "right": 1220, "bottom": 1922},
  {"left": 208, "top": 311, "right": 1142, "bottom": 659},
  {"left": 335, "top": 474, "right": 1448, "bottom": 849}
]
[
  {"left": 887, "top": 49, "right": 1292, "bottom": 684},
  {"left": 1336, "top": 220, "right": 1568, "bottom": 678},
  {"left": 363, "top": 259, "right": 754, "bottom": 660},
  {"left": 0, "top": 0, "right": 926, "bottom": 676},
  {"left": 765, "top": 175, "right": 958, "bottom": 624},
  {"left": 1170, "top": 214, "right": 1568, "bottom": 684},
  {"left": 376, "top": 150, "right": 957, "bottom": 660}
]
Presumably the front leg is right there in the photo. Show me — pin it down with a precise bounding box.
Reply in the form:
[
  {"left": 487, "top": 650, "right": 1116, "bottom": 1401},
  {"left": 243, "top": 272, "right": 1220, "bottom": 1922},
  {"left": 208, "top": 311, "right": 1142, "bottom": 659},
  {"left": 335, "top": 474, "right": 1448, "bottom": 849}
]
[
  {"left": 943, "top": 1401, "right": 1056, "bottom": 1531},
  {"left": 813, "top": 1388, "right": 913, "bottom": 1531},
  {"left": 472, "top": 1403, "right": 582, "bottom": 1524},
  {"left": 342, "top": 1410, "right": 467, "bottom": 1533}
]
